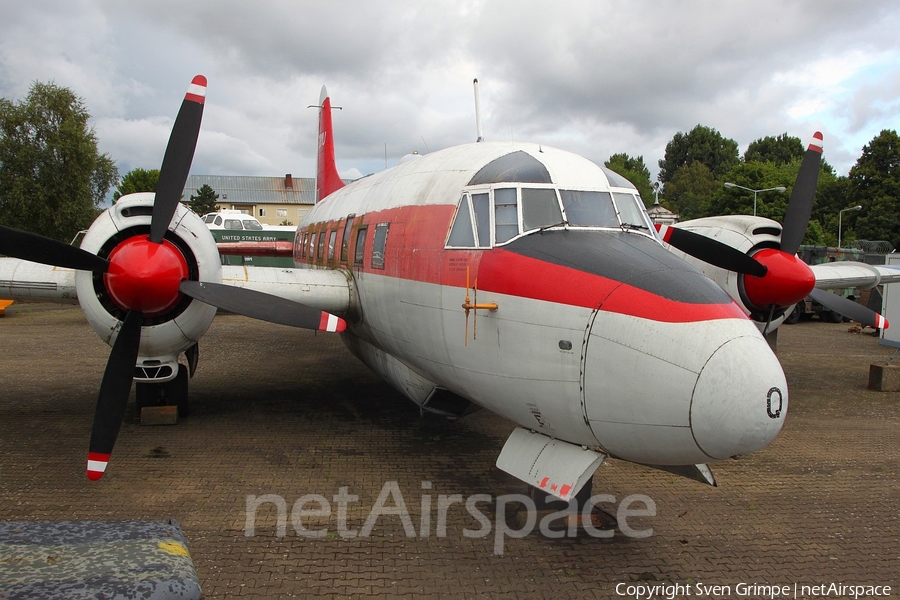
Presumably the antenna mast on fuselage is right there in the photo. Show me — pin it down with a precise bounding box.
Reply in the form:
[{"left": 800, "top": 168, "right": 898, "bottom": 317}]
[{"left": 473, "top": 78, "right": 484, "bottom": 142}]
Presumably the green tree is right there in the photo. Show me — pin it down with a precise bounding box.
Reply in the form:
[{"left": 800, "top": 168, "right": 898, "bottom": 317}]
[
  {"left": 664, "top": 161, "right": 718, "bottom": 220},
  {"left": 848, "top": 129, "right": 900, "bottom": 249},
  {"left": 658, "top": 125, "right": 739, "bottom": 184},
  {"left": 802, "top": 219, "right": 826, "bottom": 246},
  {"left": 0, "top": 82, "right": 118, "bottom": 241},
  {"left": 604, "top": 153, "right": 655, "bottom": 206},
  {"left": 711, "top": 160, "right": 794, "bottom": 220},
  {"left": 188, "top": 183, "right": 219, "bottom": 216},
  {"left": 114, "top": 168, "right": 159, "bottom": 201},
  {"left": 743, "top": 133, "right": 804, "bottom": 165},
  {"left": 810, "top": 174, "right": 851, "bottom": 247}
]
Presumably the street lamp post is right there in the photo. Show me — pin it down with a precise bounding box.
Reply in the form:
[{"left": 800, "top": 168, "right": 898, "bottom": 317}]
[
  {"left": 723, "top": 183, "right": 787, "bottom": 216},
  {"left": 838, "top": 205, "right": 863, "bottom": 249}
]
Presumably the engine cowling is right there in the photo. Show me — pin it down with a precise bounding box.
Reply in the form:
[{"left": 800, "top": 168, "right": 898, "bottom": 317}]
[
  {"left": 74, "top": 193, "right": 221, "bottom": 382},
  {"left": 670, "top": 214, "right": 794, "bottom": 329}
]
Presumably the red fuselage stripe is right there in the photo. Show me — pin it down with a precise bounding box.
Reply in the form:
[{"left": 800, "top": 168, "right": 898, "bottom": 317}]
[{"left": 300, "top": 204, "right": 745, "bottom": 323}]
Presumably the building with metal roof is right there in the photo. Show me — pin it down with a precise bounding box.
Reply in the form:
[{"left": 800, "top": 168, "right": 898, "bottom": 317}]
[
  {"left": 647, "top": 199, "right": 679, "bottom": 226},
  {"left": 183, "top": 174, "right": 315, "bottom": 226}
]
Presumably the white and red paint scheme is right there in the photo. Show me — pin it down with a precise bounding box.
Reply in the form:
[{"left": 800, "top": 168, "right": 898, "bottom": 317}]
[
  {"left": 276, "top": 87, "right": 789, "bottom": 496},
  {"left": 0, "top": 82, "right": 794, "bottom": 496}
]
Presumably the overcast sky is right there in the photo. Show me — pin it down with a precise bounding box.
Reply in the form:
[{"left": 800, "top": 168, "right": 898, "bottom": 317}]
[{"left": 1, "top": 1, "right": 898, "bottom": 185}]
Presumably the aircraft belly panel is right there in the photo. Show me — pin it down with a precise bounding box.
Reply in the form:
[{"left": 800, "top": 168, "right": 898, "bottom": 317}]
[{"left": 589, "top": 423, "right": 710, "bottom": 465}]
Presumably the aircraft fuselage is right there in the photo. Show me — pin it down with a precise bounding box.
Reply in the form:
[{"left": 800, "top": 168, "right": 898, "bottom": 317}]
[{"left": 293, "top": 142, "right": 788, "bottom": 467}]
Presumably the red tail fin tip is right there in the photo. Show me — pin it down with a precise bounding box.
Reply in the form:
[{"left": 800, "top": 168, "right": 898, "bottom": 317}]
[{"left": 316, "top": 86, "right": 345, "bottom": 202}]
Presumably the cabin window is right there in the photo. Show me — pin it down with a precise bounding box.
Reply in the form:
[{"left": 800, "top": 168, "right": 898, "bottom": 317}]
[
  {"left": 302, "top": 233, "right": 309, "bottom": 259},
  {"left": 494, "top": 188, "right": 518, "bottom": 244},
  {"left": 308, "top": 232, "right": 316, "bottom": 260},
  {"left": 327, "top": 230, "right": 337, "bottom": 262},
  {"left": 447, "top": 195, "right": 476, "bottom": 247},
  {"left": 317, "top": 230, "right": 326, "bottom": 261},
  {"left": 521, "top": 188, "right": 563, "bottom": 231},
  {"left": 341, "top": 215, "right": 355, "bottom": 262},
  {"left": 559, "top": 190, "right": 618, "bottom": 227},
  {"left": 354, "top": 227, "right": 367, "bottom": 267},
  {"left": 224, "top": 219, "right": 243, "bottom": 230},
  {"left": 372, "top": 223, "right": 389, "bottom": 270},
  {"left": 294, "top": 233, "right": 306, "bottom": 260},
  {"left": 244, "top": 220, "right": 262, "bottom": 231}
]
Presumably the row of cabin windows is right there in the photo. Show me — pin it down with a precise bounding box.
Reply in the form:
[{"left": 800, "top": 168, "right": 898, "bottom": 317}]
[
  {"left": 297, "top": 221, "right": 389, "bottom": 270},
  {"left": 258, "top": 208, "right": 301, "bottom": 218},
  {"left": 447, "top": 187, "right": 654, "bottom": 248}
]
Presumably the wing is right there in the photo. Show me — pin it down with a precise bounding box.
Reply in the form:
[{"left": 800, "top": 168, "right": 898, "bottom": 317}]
[
  {"left": 810, "top": 261, "right": 900, "bottom": 290},
  {"left": 0, "top": 258, "right": 77, "bottom": 303},
  {"left": 219, "top": 265, "right": 352, "bottom": 316}
]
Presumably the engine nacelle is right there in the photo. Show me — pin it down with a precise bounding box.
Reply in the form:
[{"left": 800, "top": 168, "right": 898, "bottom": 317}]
[
  {"left": 74, "top": 193, "right": 221, "bottom": 382},
  {"left": 670, "top": 215, "right": 789, "bottom": 330}
]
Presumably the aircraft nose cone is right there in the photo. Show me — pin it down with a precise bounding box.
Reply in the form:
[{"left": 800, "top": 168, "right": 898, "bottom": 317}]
[{"left": 691, "top": 335, "right": 788, "bottom": 459}]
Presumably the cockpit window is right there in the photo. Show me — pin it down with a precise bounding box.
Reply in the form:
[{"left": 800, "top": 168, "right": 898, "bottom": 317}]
[
  {"left": 447, "top": 195, "right": 476, "bottom": 247},
  {"left": 521, "top": 188, "right": 563, "bottom": 231},
  {"left": 446, "top": 185, "right": 656, "bottom": 251},
  {"left": 613, "top": 192, "right": 651, "bottom": 231},
  {"left": 559, "top": 190, "right": 618, "bottom": 227},
  {"left": 494, "top": 188, "right": 518, "bottom": 244},
  {"left": 446, "top": 193, "right": 492, "bottom": 248},
  {"left": 224, "top": 219, "right": 243, "bottom": 230},
  {"left": 244, "top": 220, "right": 263, "bottom": 231},
  {"left": 468, "top": 151, "right": 552, "bottom": 185},
  {"left": 472, "top": 193, "right": 491, "bottom": 247}
]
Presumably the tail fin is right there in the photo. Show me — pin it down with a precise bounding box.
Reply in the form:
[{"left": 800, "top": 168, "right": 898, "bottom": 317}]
[{"left": 316, "top": 86, "right": 345, "bottom": 202}]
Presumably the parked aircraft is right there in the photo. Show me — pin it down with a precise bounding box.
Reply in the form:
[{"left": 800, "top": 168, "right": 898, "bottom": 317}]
[
  {"left": 657, "top": 132, "right": 898, "bottom": 333},
  {"left": 1, "top": 77, "right": 791, "bottom": 502}
]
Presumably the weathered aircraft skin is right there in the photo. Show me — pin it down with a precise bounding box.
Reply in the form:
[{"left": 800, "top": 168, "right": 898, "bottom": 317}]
[
  {"left": 0, "top": 79, "right": 790, "bottom": 491},
  {"left": 293, "top": 138, "right": 787, "bottom": 466}
]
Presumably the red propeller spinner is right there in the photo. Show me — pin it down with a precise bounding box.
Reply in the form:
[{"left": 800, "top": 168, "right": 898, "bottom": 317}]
[
  {"left": 104, "top": 237, "right": 189, "bottom": 316},
  {"left": 742, "top": 248, "right": 816, "bottom": 310}
]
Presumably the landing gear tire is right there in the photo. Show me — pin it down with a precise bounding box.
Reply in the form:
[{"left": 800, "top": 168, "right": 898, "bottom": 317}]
[
  {"left": 826, "top": 310, "right": 843, "bottom": 323},
  {"left": 784, "top": 305, "right": 801, "bottom": 324},
  {"left": 135, "top": 364, "right": 190, "bottom": 418}
]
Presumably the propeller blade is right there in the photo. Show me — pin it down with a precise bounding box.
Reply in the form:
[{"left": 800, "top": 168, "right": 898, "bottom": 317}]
[
  {"left": 87, "top": 309, "right": 143, "bottom": 480},
  {"left": 780, "top": 132, "right": 823, "bottom": 255},
  {"left": 179, "top": 280, "right": 347, "bottom": 332},
  {"left": 808, "top": 287, "right": 888, "bottom": 330},
  {"left": 150, "top": 75, "right": 207, "bottom": 244},
  {"left": 657, "top": 224, "right": 767, "bottom": 278},
  {"left": 0, "top": 225, "right": 109, "bottom": 272}
]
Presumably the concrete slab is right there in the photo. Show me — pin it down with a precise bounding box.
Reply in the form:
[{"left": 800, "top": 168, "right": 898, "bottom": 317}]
[{"left": 1, "top": 304, "right": 897, "bottom": 598}]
